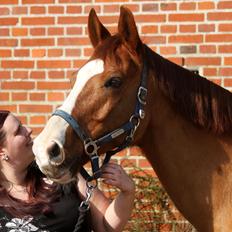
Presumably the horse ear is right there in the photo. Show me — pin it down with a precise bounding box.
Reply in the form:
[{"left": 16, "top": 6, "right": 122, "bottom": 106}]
[
  {"left": 118, "top": 6, "right": 142, "bottom": 52},
  {"left": 88, "top": 8, "right": 111, "bottom": 48}
]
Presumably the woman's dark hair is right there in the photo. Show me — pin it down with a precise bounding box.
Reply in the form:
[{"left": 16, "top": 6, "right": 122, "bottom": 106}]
[{"left": 0, "top": 110, "right": 62, "bottom": 217}]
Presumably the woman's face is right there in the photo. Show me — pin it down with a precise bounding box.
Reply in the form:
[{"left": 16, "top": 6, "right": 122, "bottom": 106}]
[{"left": 0, "top": 114, "right": 34, "bottom": 169}]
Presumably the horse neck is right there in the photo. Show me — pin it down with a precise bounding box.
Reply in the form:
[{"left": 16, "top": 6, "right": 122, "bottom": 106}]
[{"left": 138, "top": 48, "right": 232, "bottom": 176}]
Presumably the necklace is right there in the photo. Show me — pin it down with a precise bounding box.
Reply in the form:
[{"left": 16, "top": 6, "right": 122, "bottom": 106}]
[
  {"left": 9, "top": 184, "right": 28, "bottom": 193},
  {"left": 3, "top": 181, "right": 28, "bottom": 194}
]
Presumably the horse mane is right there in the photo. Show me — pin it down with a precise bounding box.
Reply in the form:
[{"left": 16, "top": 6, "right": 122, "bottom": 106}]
[{"left": 145, "top": 45, "right": 232, "bottom": 135}]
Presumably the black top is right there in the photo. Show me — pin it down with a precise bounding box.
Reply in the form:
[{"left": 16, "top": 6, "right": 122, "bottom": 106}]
[{"left": 0, "top": 183, "right": 92, "bottom": 232}]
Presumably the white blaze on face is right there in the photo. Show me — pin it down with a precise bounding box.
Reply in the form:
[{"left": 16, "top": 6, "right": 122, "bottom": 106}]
[
  {"left": 33, "top": 59, "right": 104, "bottom": 169},
  {"left": 60, "top": 59, "right": 104, "bottom": 113}
]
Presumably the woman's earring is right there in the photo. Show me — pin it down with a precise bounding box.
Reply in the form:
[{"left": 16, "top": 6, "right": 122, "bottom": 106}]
[{"left": 2, "top": 154, "right": 9, "bottom": 161}]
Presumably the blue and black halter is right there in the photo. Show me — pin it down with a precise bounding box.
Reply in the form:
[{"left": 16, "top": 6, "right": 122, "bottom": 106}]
[{"left": 52, "top": 55, "right": 148, "bottom": 181}]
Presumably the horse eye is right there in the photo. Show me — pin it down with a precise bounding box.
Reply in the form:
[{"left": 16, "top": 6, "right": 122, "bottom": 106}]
[{"left": 104, "top": 77, "right": 122, "bottom": 88}]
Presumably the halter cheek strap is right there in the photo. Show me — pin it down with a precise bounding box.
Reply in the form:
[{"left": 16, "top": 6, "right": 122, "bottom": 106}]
[{"left": 52, "top": 50, "right": 148, "bottom": 181}]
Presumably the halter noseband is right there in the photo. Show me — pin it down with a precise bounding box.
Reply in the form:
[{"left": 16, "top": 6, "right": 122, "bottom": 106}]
[{"left": 52, "top": 55, "right": 148, "bottom": 181}]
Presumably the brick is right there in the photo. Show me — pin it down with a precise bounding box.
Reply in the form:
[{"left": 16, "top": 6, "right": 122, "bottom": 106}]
[
  {"left": 22, "top": 0, "right": 54, "bottom": 3},
  {"left": 19, "top": 104, "right": 52, "bottom": 113},
  {"left": 1, "top": 81, "right": 35, "bottom": 90},
  {"left": 179, "top": 25, "right": 196, "bottom": 33},
  {"left": 58, "top": 37, "right": 90, "bottom": 46},
  {"left": 160, "top": 3, "right": 177, "bottom": 11},
  {"left": 2, "top": 60, "right": 34, "bottom": 69},
  {"left": 37, "top": 60, "right": 71, "bottom": 69},
  {"left": 30, "top": 28, "right": 46, "bottom": 36},
  {"left": 203, "top": 68, "right": 217, "bottom": 76},
  {"left": 12, "top": 92, "right": 27, "bottom": 101},
  {"left": 208, "top": 12, "right": 232, "bottom": 21},
  {"left": 59, "top": 0, "right": 91, "bottom": 2},
  {"left": 29, "top": 93, "right": 45, "bottom": 101},
  {"left": 199, "top": 45, "right": 216, "bottom": 54},
  {"left": 48, "top": 71, "right": 65, "bottom": 79},
  {"left": 0, "top": 39, "right": 17, "bottom": 47},
  {"left": 13, "top": 71, "right": 28, "bottom": 79},
  {"left": 169, "top": 35, "right": 203, "bottom": 44},
  {"left": 29, "top": 115, "right": 46, "bottom": 125},
  {"left": 224, "top": 57, "right": 232, "bottom": 65},
  {"left": 0, "top": 105, "right": 17, "bottom": 112},
  {"left": 135, "top": 14, "right": 166, "bottom": 23},
  {"left": 30, "top": 6, "right": 46, "bottom": 14},
  {"left": 48, "top": 27, "right": 64, "bottom": 35},
  {"left": 0, "top": 93, "right": 9, "bottom": 101},
  {"left": 143, "top": 36, "right": 166, "bottom": 44},
  {"left": 169, "top": 13, "right": 204, "bottom": 22},
  {"left": 21, "top": 38, "right": 54, "bottom": 47},
  {"left": 14, "top": 49, "right": 30, "bottom": 57},
  {"left": 219, "top": 68, "right": 232, "bottom": 76},
  {"left": 179, "top": 2, "right": 196, "bottom": 10},
  {"left": 198, "top": 2, "right": 215, "bottom": 10},
  {"left": 48, "top": 6, "right": 64, "bottom": 14},
  {"left": 0, "top": 18, "right": 18, "bottom": 25},
  {"left": 219, "top": 24, "right": 232, "bottom": 32},
  {"left": 12, "top": 6, "right": 27, "bottom": 14},
  {"left": 185, "top": 57, "right": 221, "bottom": 66},
  {"left": 0, "top": 0, "right": 18, "bottom": 4},
  {"left": 180, "top": 46, "right": 196, "bottom": 54},
  {"left": 47, "top": 92, "right": 65, "bottom": 101},
  {"left": 0, "top": 71, "right": 10, "bottom": 79},
  {"left": 30, "top": 71, "right": 45, "bottom": 79},
  {"left": 160, "top": 46, "right": 176, "bottom": 55},
  {"left": 206, "top": 34, "right": 232, "bottom": 43},
  {"left": 65, "top": 48, "right": 81, "bottom": 57},
  {"left": 219, "top": 45, "right": 232, "bottom": 53},
  {"left": 58, "top": 16, "right": 87, "bottom": 24},
  {"left": 0, "top": 49, "right": 11, "bottom": 57},
  {"left": 198, "top": 24, "right": 215, "bottom": 32},
  {"left": 32, "top": 49, "right": 46, "bottom": 57},
  {"left": 217, "top": 1, "right": 232, "bottom": 9},
  {"left": 0, "top": 28, "right": 9, "bottom": 36},
  {"left": 66, "top": 27, "right": 82, "bottom": 35},
  {"left": 12, "top": 28, "right": 28, "bottom": 36},
  {"left": 66, "top": 6, "right": 82, "bottom": 14},
  {"left": 37, "top": 81, "right": 70, "bottom": 90},
  {"left": 0, "top": 7, "right": 10, "bottom": 15},
  {"left": 142, "top": 4, "right": 158, "bottom": 12},
  {"left": 48, "top": 49, "right": 63, "bottom": 57},
  {"left": 224, "top": 79, "right": 232, "bottom": 87},
  {"left": 22, "top": 17, "right": 55, "bottom": 25},
  {"left": 160, "top": 25, "right": 176, "bottom": 34}
]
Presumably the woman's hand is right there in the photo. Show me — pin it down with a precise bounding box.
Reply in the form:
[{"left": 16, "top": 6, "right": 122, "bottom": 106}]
[{"left": 101, "top": 162, "right": 135, "bottom": 194}]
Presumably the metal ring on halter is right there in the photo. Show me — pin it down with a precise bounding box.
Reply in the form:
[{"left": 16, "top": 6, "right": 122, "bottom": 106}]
[
  {"left": 129, "top": 115, "right": 140, "bottom": 128},
  {"left": 84, "top": 139, "right": 99, "bottom": 156},
  {"left": 86, "top": 178, "right": 98, "bottom": 189}
]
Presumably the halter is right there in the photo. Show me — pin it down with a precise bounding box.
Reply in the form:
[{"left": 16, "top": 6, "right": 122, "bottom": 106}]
[{"left": 52, "top": 55, "right": 148, "bottom": 181}]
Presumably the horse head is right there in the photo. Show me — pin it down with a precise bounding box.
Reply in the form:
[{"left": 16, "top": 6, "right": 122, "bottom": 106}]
[{"left": 32, "top": 7, "right": 152, "bottom": 183}]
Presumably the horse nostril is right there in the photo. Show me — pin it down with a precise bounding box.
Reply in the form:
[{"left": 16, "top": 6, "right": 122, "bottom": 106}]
[{"left": 47, "top": 141, "right": 60, "bottom": 158}]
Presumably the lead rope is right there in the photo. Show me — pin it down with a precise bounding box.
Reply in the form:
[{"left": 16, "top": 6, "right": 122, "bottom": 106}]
[{"left": 73, "top": 179, "right": 97, "bottom": 232}]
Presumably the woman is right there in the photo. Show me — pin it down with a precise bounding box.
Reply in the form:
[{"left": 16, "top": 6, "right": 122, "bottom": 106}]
[{"left": 0, "top": 110, "right": 135, "bottom": 231}]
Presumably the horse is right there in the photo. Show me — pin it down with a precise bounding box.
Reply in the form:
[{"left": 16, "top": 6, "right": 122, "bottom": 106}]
[{"left": 32, "top": 6, "right": 232, "bottom": 232}]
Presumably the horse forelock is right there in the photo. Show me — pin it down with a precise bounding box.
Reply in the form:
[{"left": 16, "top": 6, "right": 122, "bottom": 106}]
[{"left": 147, "top": 46, "right": 232, "bottom": 135}]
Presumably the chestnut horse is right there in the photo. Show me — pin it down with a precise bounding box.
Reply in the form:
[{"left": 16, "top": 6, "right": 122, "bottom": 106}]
[{"left": 33, "top": 7, "right": 232, "bottom": 232}]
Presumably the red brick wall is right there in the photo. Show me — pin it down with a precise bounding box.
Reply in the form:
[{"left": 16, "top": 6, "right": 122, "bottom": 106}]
[{"left": 0, "top": 0, "right": 232, "bottom": 229}]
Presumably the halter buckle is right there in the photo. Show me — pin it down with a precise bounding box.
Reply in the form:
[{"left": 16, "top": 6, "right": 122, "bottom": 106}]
[
  {"left": 138, "top": 86, "right": 147, "bottom": 105},
  {"left": 84, "top": 139, "right": 99, "bottom": 156}
]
